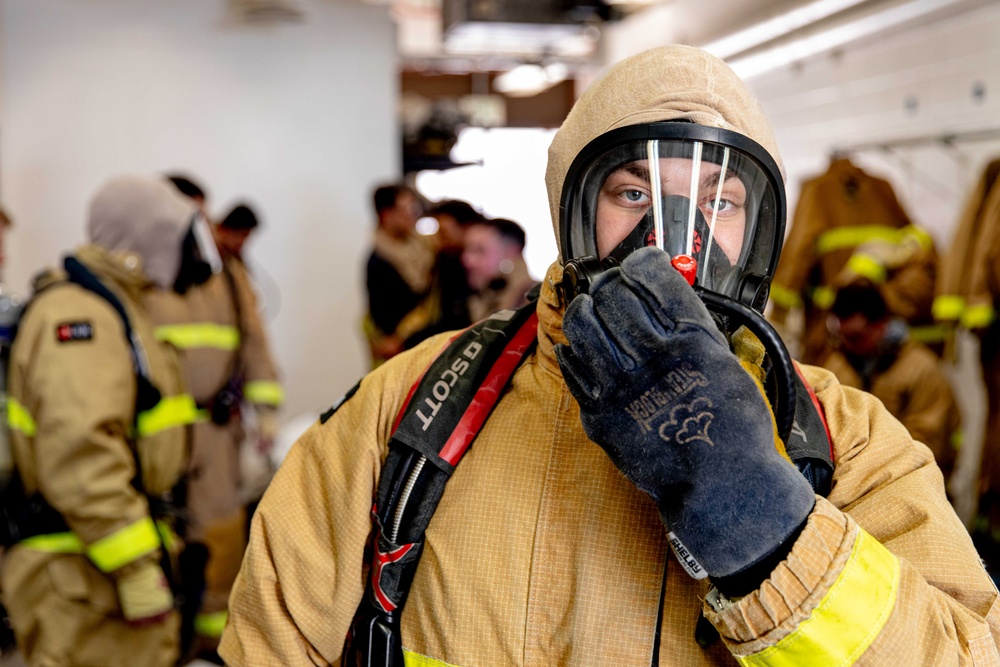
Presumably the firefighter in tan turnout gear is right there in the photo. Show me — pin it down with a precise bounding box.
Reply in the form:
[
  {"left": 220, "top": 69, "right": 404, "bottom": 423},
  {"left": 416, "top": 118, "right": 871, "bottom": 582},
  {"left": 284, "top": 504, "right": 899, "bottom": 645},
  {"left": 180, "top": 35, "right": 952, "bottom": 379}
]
[
  {"left": 222, "top": 46, "right": 1000, "bottom": 666},
  {"left": 3, "top": 175, "right": 218, "bottom": 667},
  {"left": 148, "top": 183, "right": 283, "bottom": 659}
]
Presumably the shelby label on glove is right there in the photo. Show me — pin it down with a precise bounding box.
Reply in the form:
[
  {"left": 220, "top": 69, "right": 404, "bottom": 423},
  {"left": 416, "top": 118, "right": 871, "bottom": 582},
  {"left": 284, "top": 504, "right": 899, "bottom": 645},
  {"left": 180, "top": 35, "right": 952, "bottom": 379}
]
[{"left": 555, "top": 247, "right": 815, "bottom": 590}]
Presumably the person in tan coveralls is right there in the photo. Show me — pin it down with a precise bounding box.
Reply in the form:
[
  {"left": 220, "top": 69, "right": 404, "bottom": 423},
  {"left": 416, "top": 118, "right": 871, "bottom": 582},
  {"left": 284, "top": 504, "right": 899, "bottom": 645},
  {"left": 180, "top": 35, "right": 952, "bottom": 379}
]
[
  {"left": 4, "top": 176, "right": 215, "bottom": 666},
  {"left": 148, "top": 190, "right": 283, "bottom": 661},
  {"left": 823, "top": 280, "right": 961, "bottom": 487},
  {"left": 221, "top": 46, "right": 1000, "bottom": 666}
]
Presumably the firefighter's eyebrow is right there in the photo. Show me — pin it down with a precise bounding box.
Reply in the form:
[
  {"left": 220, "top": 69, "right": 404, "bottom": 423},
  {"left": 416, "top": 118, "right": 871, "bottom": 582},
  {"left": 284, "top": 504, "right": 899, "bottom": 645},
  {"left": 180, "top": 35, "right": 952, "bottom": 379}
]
[
  {"left": 618, "top": 163, "right": 650, "bottom": 181},
  {"left": 701, "top": 169, "right": 738, "bottom": 190}
]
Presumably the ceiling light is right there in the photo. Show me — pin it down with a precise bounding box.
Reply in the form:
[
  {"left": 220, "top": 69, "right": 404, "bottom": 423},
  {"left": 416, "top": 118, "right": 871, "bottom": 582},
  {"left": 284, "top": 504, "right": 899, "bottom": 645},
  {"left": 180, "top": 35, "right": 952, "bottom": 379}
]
[
  {"left": 727, "top": 0, "right": 967, "bottom": 79},
  {"left": 236, "top": 0, "right": 305, "bottom": 23},
  {"left": 701, "top": 0, "right": 869, "bottom": 59},
  {"left": 493, "top": 62, "right": 569, "bottom": 97}
]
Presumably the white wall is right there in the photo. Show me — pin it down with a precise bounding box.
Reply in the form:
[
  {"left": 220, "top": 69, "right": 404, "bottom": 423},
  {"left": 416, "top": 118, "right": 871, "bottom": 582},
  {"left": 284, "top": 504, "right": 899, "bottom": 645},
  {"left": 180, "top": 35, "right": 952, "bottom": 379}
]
[
  {"left": 2, "top": 0, "right": 398, "bottom": 421},
  {"left": 746, "top": 2, "right": 1000, "bottom": 522}
]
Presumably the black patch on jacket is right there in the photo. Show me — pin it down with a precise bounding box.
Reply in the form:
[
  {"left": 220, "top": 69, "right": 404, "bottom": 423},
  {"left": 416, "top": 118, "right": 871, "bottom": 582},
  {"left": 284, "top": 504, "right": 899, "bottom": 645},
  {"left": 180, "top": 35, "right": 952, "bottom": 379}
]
[
  {"left": 55, "top": 321, "right": 93, "bottom": 342},
  {"left": 321, "top": 381, "right": 361, "bottom": 424}
]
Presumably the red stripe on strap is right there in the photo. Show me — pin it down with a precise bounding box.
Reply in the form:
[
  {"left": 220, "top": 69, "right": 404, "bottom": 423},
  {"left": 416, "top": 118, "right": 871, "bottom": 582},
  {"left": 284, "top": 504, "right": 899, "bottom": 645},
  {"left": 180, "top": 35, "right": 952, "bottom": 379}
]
[
  {"left": 439, "top": 312, "right": 538, "bottom": 466},
  {"left": 794, "top": 361, "right": 834, "bottom": 462}
]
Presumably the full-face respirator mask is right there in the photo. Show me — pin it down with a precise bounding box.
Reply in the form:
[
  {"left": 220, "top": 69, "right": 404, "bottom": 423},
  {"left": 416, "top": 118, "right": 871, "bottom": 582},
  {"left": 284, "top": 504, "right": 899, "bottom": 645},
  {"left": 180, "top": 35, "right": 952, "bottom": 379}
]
[{"left": 558, "top": 122, "right": 797, "bottom": 443}]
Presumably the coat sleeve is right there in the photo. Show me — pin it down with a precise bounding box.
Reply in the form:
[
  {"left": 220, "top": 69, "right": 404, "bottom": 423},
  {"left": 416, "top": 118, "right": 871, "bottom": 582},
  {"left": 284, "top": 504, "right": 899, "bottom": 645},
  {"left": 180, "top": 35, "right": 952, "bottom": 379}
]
[
  {"left": 706, "top": 365, "right": 1000, "bottom": 665},
  {"left": 15, "top": 290, "right": 160, "bottom": 572},
  {"left": 219, "top": 337, "right": 442, "bottom": 665}
]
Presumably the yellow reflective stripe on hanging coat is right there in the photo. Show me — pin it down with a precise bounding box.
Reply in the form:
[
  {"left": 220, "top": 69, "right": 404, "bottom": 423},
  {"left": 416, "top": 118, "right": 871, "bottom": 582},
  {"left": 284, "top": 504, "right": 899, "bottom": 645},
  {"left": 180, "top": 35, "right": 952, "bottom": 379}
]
[
  {"left": 815, "top": 225, "right": 928, "bottom": 256},
  {"left": 961, "top": 303, "right": 995, "bottom": 329}
]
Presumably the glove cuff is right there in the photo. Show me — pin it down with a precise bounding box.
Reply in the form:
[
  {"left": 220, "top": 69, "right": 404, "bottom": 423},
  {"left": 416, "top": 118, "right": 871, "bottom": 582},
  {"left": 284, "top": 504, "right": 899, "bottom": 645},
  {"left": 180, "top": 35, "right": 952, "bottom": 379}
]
[{"left": 710, "top": 513, "right": 809, "bottom": 597}]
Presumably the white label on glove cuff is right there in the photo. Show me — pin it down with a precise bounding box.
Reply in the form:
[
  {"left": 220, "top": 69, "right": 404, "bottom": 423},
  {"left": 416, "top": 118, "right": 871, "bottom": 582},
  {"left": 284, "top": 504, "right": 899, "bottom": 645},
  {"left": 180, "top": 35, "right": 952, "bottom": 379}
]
[{"left": 668, "top": 532, "right": 708, "bottom": 580}]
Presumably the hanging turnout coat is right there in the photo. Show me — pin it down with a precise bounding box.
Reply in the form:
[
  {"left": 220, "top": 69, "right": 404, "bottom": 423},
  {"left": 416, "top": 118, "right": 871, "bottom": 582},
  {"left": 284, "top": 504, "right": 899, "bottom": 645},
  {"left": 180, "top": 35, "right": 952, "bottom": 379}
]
[{"left": 770, "top": 158, "right": 934, "bottom": 365}]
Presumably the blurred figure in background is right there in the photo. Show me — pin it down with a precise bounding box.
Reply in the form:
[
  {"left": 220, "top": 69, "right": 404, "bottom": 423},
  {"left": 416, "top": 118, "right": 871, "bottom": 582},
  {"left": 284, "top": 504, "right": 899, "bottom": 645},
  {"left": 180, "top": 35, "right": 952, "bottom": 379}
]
[
  {"left": 824, "top": 280, "right": 961, "bottom": 487},
  {"left": 0, "top": 207, "right": 20, "bottom": 491},
  {"left": 364, "top": 183, "right": 436, "bottom": 367},
  {"left": 0, "top": 208, "right": 19, "bottom": 656},
  {"left": 462, "top": 217, "right": 537, "bottom": 321},
  {"left": 148, "top": 180, "right": 284, "bottom": 663},
  {"left": 4, "top": 175, "right": 214, "bottom": 667},
  {"left": 403, "top": 199, "right": 486, "bottom": 347}
]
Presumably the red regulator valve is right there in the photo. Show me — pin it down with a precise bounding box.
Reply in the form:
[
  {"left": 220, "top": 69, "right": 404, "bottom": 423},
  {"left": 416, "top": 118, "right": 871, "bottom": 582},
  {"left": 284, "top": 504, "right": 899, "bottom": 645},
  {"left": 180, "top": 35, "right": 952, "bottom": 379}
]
[{"left": 671, "top": 254, "right": 698, "bottom": 286}]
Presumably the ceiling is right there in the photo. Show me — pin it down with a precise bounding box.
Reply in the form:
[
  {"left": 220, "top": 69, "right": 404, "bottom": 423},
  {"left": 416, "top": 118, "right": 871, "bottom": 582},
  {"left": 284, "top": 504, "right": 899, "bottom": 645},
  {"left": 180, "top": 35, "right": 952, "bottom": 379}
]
[{"left": 352, "top": 0, "right": 994, "bottom": 79}]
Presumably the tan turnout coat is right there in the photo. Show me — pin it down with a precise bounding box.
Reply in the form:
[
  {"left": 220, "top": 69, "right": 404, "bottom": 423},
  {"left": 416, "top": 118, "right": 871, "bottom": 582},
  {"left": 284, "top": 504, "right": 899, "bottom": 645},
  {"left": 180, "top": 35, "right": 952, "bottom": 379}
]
[{"left": 4, "top": 245, "right": 189, "bottom": 667}]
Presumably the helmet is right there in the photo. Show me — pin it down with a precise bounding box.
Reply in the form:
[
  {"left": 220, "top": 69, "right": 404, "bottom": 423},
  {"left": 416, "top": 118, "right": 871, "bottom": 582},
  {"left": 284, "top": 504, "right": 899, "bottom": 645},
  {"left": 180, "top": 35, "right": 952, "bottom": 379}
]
[{"left": 559, "top": 121, "right": 785, "bottom": 312}]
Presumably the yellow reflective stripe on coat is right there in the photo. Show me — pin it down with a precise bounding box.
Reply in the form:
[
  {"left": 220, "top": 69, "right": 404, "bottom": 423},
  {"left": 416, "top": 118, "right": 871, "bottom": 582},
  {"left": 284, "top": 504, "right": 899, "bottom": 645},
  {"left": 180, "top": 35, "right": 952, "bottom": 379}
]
[
  {"left": 244, "top": 380, "right": 284, "bottom": 406},
  {"left": 20, "top": 531, "right": 83, "bottom": 553},
  {"left": 815, "top": 225, "right": 901, "bottom": 255},
  {"left": 933, "top": 295, "right": 965, "bottom": 322},
  {"left": 908, "top": 323, "right": 952, "bottom": 344},
  {"left": 736, "top": 529, "right": 899, "bottom": 667},
  {"left": 961, "top": 303, "right": 995, "bottom": 330},
  {"left": 815, "top": 224, "right": 929, "bottom": 256},
  {"left": 403, "top": 649, "right": 462, "bottom": 667},
  {"left": 136, "top": 393, "right": 201, "bottom": 437},
  {"left": 194, "top": 610, "right": 229, "bottom": 638},
  {"left": 7, "top": 398, "right": 37, "bottom": 437},
  {"left": 87, "top": 516, "right": 161, "bottom": 572},
  {"left": 769, "top": 284, "right": 802, "bottom": 310},
  {"left": 844, "top": 253, "right": 887, "bottom": 284},
  {"left": 20, "top": 519, "right": 175, "bottom": 556},
  {"left": 811, "top": 286, "right": 836, "bottom": 310},
  {"left": 897, "top": 225, "right": 933, "bottom": 252},
  {"left": 155, "top": 323, "right": 241, "bottom": 351}
]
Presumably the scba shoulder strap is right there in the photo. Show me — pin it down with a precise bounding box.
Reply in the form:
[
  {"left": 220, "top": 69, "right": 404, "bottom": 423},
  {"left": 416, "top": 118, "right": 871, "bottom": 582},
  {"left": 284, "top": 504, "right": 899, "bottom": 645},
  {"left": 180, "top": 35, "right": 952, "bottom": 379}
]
[
  {"left": 342, "top": 302, "right": 834, "bottom": 666},
  {"left": 788, "top": 363, "right": 835, "bottom": 497},
  {"left": 343, "top": 300, "right": 539, "bottom": 665}
]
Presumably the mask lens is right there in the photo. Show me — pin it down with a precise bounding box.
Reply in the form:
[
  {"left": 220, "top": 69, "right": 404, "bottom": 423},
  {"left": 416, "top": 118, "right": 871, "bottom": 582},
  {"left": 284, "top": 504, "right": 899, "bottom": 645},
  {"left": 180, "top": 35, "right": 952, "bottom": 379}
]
[{"left": 564, "top": 126, "right": 781, "bottom": 304}]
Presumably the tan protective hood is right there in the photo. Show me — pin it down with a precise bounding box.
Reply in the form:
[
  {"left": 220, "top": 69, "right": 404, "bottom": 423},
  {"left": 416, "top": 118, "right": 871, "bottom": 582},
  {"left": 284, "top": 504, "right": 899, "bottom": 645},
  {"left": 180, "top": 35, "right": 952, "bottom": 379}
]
[
  {"left": 546, "top": 45, "right": 783, "bottom": 260},
  {"left": 87, "top": 175, "right": 197, "bottom": 290}
]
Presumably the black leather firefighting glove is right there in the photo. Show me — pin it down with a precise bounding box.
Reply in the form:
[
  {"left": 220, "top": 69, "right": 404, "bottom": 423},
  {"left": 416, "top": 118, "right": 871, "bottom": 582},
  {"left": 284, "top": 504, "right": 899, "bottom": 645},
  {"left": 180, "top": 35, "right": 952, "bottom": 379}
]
[{"left": 555, "top": 247, "right": 815, "bottom": 589}]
